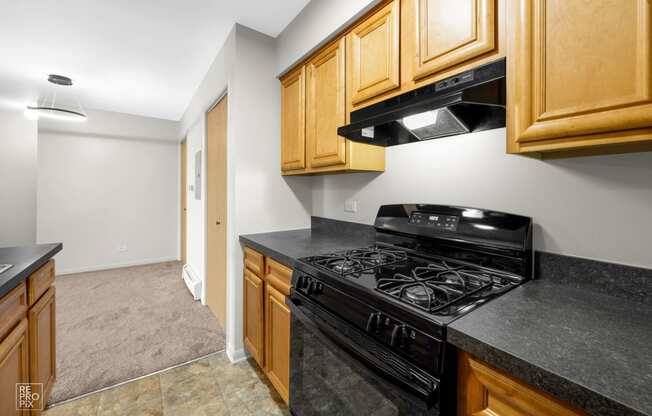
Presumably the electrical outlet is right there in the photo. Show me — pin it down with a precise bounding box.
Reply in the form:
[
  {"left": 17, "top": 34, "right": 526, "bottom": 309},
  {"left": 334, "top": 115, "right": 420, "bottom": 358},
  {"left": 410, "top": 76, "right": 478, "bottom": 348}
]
[
  {"left": 344, "top": 199, "right": 358, "bottom": 213},
  {"left": 118, "top": 244, "right": 128, "bottom": 252}
]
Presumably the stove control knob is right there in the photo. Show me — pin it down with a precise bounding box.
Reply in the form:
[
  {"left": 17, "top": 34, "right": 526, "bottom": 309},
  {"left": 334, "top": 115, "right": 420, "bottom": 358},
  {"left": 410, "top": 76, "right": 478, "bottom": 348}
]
[
  {"left": 306, "top": 280, "right": 316, "bottom": 294},
  {"left": 365, "top": 312, "right": 382, "bottom": 332},
  {"left": 390, "top": 324, "right": 409, "bottom": 348},
  {"left": 315, "top": 282, "right": 324, "bottom": 294}
]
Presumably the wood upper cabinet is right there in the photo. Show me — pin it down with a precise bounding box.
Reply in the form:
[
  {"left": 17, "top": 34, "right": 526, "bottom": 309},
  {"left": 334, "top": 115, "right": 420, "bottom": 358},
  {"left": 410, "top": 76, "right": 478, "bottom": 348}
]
[
  {"left": 280, "top": 66, "right": 306, "bottom": 171},
  {"left": 507, "top": 0, "right": 652, "bottom": 156},
  {"left": 306, "top": 38, "right": 347, "bottom": 168},
  {"left": 0, "top": 319, "right": 30, "bottom": 416},
  {"left": 348, "top": 0, "right": 400, "bottom": 106},
  {"left": 408, "top": 0, "right": 498, "bottom": 82},
  {"left": 28, "top": 287, "right": 56, "bottom": 413},
  {"left": 243, "top": 268, "right": 265, "bottom": 368},
  {"left": 458, "top": 352, "right": 588, "bottom": 416}
]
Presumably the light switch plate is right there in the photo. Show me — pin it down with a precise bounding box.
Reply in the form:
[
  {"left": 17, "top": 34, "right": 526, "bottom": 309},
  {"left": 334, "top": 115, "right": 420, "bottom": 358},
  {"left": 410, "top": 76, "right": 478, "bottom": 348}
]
[{"left": 344, "top": 199, "right": 358, "bottom": 213}]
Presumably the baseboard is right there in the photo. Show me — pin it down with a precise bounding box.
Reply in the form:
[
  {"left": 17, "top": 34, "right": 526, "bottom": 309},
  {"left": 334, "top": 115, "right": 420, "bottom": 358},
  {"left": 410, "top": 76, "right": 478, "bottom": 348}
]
[
  {"left": 226, "top": 346, "right": 248, "bottom": 364},
  {"left": 57, "top": 256, "right": 179, "bottom": 275}
]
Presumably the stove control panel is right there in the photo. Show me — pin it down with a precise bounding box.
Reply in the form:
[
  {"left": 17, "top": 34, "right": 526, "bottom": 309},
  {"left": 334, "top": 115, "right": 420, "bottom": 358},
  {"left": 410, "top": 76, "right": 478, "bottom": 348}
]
[{"left": 409, "top": 212, "right": 459, "bottom": 231}]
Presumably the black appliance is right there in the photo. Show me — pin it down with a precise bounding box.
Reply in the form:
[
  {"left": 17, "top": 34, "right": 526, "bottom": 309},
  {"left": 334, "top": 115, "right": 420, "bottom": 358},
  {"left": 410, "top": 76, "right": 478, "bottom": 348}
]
[
  {"left": 288, "top": 204, "right": 532, "bottom": 415},
  {"left": 337, "top": 59, "right": 506, "bottom": 147}
]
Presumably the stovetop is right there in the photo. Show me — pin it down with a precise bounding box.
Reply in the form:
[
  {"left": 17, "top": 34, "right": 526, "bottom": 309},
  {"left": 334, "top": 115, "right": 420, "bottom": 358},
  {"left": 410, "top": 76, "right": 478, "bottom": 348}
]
[{"left": 299, "top": 244, "right": 524, "bottom": 319}]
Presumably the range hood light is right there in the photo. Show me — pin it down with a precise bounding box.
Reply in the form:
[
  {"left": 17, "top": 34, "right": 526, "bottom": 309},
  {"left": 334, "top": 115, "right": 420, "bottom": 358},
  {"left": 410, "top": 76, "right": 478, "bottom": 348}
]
[{"left": 402, "top": 110, "right": 439, "bottom": 130}]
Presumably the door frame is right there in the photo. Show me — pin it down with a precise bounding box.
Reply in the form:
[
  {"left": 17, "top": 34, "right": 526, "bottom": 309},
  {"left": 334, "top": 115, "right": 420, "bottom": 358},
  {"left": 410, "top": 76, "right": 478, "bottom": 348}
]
[
  {"left": 204, "top": 90, "right": 229, "bottom": 331},
  {"left": 180, "top": 139, "right": 187, "bottom": 264}
]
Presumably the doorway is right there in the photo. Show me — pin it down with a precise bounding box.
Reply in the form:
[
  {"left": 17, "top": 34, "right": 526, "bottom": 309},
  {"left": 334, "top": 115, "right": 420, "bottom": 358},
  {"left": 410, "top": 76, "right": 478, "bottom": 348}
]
[
  {"left": 180, "top": 140, "right": 187, "bottom": 263},
  {"left": 206, "top": 94, "right": 228, "bottom": 329}
]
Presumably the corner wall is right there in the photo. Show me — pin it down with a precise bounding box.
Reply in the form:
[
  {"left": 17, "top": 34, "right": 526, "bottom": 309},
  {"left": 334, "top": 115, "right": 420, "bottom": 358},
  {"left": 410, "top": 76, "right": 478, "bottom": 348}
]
[{"left": 0, "top": 108, "right": 38, "bottom": 247}]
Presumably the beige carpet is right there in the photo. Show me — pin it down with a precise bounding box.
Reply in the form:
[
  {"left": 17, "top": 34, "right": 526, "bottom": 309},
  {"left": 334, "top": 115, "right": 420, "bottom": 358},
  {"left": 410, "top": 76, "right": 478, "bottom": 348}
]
[{"left": 50, "top": 261, "right": 225, "bottom": 404}]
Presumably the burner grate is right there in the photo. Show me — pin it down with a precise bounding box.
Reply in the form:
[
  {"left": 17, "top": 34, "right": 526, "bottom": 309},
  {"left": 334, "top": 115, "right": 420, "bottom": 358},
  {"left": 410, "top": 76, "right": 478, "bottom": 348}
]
[
  {"left": 376, "top": 260, "right": 516, "bottom": 314},
  {"left": 303, "top": 246, "right": 408, "bottom": 275}
]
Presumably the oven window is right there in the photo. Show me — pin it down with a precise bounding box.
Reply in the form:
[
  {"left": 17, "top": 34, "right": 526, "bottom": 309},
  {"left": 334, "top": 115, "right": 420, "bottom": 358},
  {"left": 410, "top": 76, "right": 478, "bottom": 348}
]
[{"left": 290, "top": 315, "right": 439, "bottom": 416}]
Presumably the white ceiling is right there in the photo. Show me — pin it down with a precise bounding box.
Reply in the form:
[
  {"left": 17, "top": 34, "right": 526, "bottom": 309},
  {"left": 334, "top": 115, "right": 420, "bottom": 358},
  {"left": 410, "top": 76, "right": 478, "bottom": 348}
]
[{"left": 0, "top": 0, "right": 309, "bottom": 120}]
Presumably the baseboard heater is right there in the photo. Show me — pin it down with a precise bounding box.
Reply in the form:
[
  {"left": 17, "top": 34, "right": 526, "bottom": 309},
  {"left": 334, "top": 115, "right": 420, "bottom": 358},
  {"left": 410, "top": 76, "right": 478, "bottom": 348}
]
[{"left": 182, "top": 264, "right": 202, "bottom": 300}]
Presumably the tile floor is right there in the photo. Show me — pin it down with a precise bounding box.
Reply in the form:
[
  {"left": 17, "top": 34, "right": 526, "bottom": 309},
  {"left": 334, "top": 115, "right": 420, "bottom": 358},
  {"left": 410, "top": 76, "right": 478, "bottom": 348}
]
[{"left": 44, "top": 352, "right": 289, "bottom": 416}]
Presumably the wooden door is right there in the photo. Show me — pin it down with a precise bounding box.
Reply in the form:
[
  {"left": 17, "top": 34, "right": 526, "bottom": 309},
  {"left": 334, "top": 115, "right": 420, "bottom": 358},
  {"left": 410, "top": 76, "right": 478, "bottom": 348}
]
[
  {"left": 264, "top": 283, "right": 290, "bottom": 404},
  {"left": 281, "top": 66, "right": 306, "bottom": 172},
  {"left": 0, "top": 319, "right": 30, "bottom": 416},
  {"left": 458, "top": 352, "right": 587, "bottom": 415},
  {"left": 508, "top": 0, "right": 652, "bottom": 154},
  {"left": 349, "top": 0, "right": 400, "bottom": 105},
  {"left": 206, "top": 95, "right": 228, "bottom": 328},
  {"left": 180, "top": 140, "right": 187, "bottom": 264},
  {"left": 28, "top": 287, "right": 55, "bottom": 413},
  {"left": 306, "top": 38, "right": 347, "bottom": 168},
  {"left": 411, "top": 0, "right": 497, "bottom": 81},
  {"left": 243, "top": 269, "right": 264, "bottom": 367}
]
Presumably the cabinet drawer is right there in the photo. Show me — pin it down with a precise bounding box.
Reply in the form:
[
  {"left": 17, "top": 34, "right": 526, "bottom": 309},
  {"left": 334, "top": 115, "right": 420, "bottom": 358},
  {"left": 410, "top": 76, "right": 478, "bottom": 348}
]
[
  {"left": 28, "top": 260, "right": 55, "bottom": 306},
  {"left": 265, "top": 258, "right": 292, "bottom": 296},
  {"left": 0, "top": 282, "right": 28, "bottom": 341},
  {"left": 244, "top": 247, "right": 265, "bottom": 276}
]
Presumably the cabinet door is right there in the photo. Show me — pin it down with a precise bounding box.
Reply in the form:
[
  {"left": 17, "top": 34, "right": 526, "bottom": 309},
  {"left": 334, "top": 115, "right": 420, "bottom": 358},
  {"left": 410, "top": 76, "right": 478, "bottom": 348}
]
[
  {"left": 0, "top": 319, "right": 30, "bottom": 416},
  {"left": 264, "top": 283, "right": 290, "bottom": 404},
  {"left": 349, "top": 0, "right": 400, "bottom": 105},
  {"left": 28, "top": 287, "right": 55, "bottom": 413},
  {"left": 458, "top": 352, "right": 587, "bottom": 416},
  {"left": 281, "top": 66, "right": 306, "bottom": 171},
  {"left": 243, "top": 269, "right": 265, "bottom": 368},
  {"left": 306, "top": 38, "right": 347, "bottom": 168},
  {"left": 508, "top": 0, "right": 652, "bottom": 154},
  {"left": 411, "top": 0, "right": 497, "bottom": 81}
]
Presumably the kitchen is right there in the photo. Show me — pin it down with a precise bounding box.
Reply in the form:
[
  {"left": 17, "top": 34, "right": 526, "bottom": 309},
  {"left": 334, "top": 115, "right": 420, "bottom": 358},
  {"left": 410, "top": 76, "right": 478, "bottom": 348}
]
[{"left": 1, "top": 0, "right": 651, "bottom": 415}]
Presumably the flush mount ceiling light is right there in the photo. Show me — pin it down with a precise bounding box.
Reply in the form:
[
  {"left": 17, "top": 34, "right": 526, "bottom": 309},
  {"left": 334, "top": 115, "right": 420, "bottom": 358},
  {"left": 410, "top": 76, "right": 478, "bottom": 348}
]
[{"left": 24, "top": 74, "right": 87, "bottom": 122}]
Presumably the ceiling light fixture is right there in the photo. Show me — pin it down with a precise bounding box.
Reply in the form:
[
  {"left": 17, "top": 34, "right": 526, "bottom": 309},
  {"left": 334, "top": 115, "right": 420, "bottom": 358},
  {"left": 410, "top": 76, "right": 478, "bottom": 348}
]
[{"left": 24, "top": 74, "right": 87, "bottom": 122}]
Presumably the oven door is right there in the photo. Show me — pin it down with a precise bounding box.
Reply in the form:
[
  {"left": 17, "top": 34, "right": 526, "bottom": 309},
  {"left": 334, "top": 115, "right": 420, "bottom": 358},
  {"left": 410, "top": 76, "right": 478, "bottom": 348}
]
[{"left": 288, "top": 291, "right": 443, "bottom": 416}]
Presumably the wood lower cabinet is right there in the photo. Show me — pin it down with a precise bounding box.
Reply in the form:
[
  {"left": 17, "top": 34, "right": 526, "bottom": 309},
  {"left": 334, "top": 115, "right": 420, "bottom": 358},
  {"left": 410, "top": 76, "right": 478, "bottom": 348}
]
[
  {"left": 264, "top": 283, "right": 291, "bottom": 404},
  {"left": 507, "top": 0, "right": 652, "bottom": 157},
  {"left": 242, "top": 248, "right": 292, "bottom": 404},
  {"left": 458, "top": 351, "right": 588, "bottom": 416},
  {"left": 0, "top": 319, "right": 30, "bottom": 416},
  {"left": 243, "top": 269, "right": 265, "bottom": 367},
  {"left": 28, "top": 287, "right": 56, "bottom": 413}
]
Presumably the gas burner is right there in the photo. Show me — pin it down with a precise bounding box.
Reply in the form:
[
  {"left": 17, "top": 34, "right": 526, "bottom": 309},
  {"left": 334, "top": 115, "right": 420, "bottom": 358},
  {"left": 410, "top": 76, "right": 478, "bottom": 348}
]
[
  {"left": 377, "top": 260, "right": 502, "bottom": 314},
  {"left": 303, "top": 246, "right": 408, "bottom": 275}
]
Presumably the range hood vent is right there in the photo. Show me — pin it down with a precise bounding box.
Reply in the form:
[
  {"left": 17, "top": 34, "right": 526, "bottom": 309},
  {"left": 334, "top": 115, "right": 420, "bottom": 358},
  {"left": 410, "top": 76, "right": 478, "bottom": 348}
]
[{"left": 338, "top": 59, "right": 506, "bottom": 147}]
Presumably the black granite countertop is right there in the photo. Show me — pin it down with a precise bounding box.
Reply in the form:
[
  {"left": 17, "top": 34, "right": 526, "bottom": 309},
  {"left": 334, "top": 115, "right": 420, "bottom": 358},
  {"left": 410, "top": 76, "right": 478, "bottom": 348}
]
[
  {"left": 239, "top": 229, "right": 375, "bottom": 268},
  {"left": 0, "top": 243, "right": 63, "bottom": 298},
  {"left": 448, "top": 279, "right": 652, "bottom": 416}
]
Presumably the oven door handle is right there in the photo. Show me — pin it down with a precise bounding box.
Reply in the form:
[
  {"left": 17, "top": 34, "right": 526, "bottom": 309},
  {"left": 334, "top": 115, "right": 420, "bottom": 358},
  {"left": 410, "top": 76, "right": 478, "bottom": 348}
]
[{"left": 288, "top": 292, "right": 439, "bottom": 404}]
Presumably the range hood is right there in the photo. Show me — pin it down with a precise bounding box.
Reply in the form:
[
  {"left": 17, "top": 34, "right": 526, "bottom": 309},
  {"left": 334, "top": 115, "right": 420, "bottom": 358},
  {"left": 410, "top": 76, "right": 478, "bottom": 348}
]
[{"left": 338, "top": 59, "right": 506, "bottom": 147}]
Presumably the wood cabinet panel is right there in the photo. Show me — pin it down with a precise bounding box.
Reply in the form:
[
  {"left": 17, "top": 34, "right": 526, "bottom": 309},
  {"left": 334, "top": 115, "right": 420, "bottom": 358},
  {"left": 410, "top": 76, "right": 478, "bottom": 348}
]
[
  {"left": 0, "top": 282, "right": 28, "bottom": 341},
  {"left": 507, "top": 0, "right": 652, "bottom": 155},
  {"left": 0, "top": 319, "right": 30, "bottom": 416},
  {"left": 27, "top": 260, "right": 54, "bottom": 306},
  {"left": 458, "top": 352, "right": 587, "bottom": 416},
  {"left": 349, "top": 0, "right": 400, "bottom": 105},
  {"left": 306, "top": 38, "right": 347, "bottom": 168},
  {"left": 281, "top": 66, "right": 306, "bottom": 171},
  {"left": 28, "top": 287, "right": 56, "bottom": 413},
  {"left": 244, "top": 247, "right": 265, "bottom": 277},
  {"left": 411, "top": 0, "right": 497, "bottom": 81},
  {"left": 265, "top": 257, "right": 292, "bottom": 297},
  {"left": 243, "top": 269, "right": 265, "bottom": 368},
  {"left": 264, "top": 283, "right": 291, "bottom": 405}
]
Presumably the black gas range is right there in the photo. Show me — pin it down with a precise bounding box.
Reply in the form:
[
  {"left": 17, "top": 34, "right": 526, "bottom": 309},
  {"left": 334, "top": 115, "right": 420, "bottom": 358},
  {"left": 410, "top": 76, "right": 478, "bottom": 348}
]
[{"left": 288, "top": 204, "right": 532, "bottom": 416}]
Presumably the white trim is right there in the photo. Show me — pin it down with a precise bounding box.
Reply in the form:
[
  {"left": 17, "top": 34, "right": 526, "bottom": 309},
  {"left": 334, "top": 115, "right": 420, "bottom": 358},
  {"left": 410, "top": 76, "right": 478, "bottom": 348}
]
[
  {"left": 226, "top": 346, "right": 248, "bottom": 364},
  {"left": 57, "top": 256, "right": 178, "bottom": 275}
]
